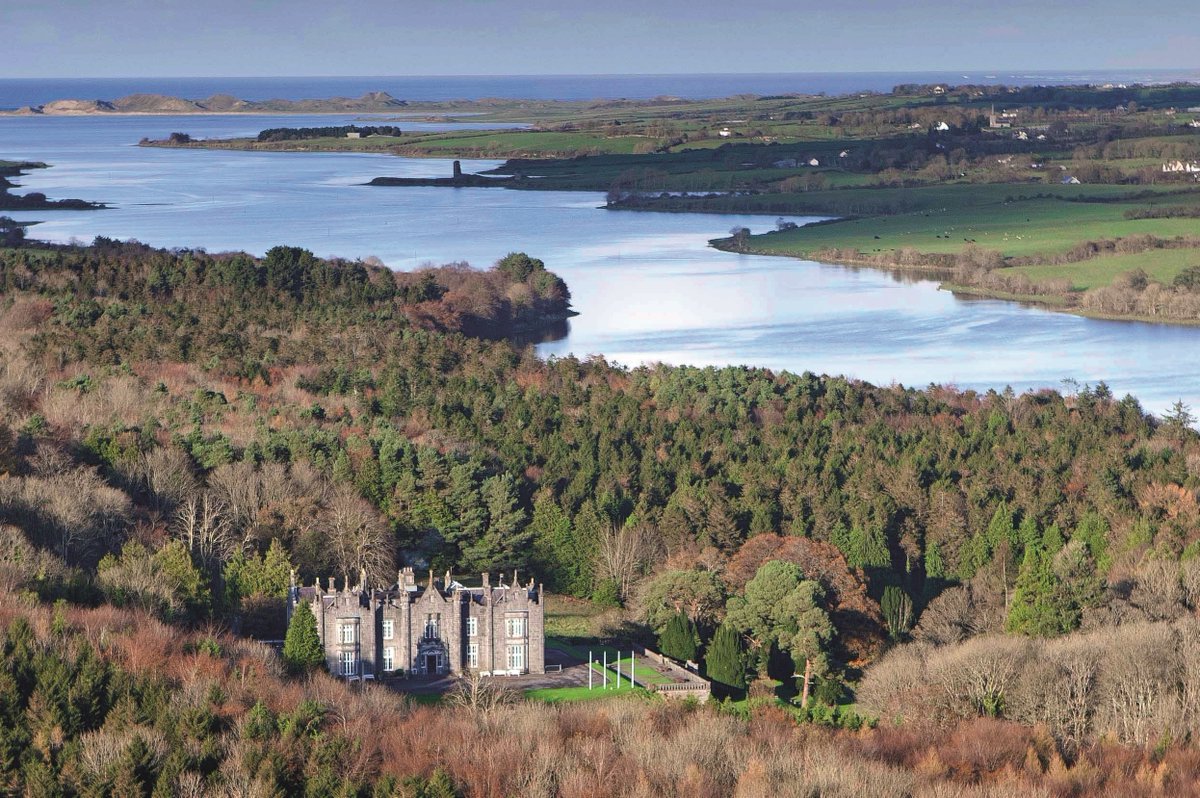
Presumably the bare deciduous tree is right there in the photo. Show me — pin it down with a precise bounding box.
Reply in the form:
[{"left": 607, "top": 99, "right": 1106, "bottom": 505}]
[
  {"left": 323, "top": 485, "right": 395, "bottom": 588},
  {"left": 593, "top": 521, "right": 658, "bottom": 602},
  {"left": 138, "top": 446, "right": 198, "bottom": 511},
  {"left": 443, "top": 670, "right": 518, "bottom": 721},
  {"left": 176, "top": 493, "right": 236, "bottom": 568}
]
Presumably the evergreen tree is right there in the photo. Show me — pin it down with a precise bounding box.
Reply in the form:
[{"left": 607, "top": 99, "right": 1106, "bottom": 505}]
[
  {"left": 1006, "top": 524, "right": 1077, "bottom": 636},
  {"left": 445, "top": 461, "right": 487, "bottom": 557},
  {"left": 224, "top": 539, "right": 294, "bottom": 608},
  {"left": 880, "top": 585, "right": 913, "bottom": 640},
  {"left": 529, "top": 495, "right": 591, "bottom": 596},
  {"left": 463, "top": 473, "right": 530, "bottom": 571},
  {"left": 282, "top": 601, "right": 325, "bottom": 676},
  {"left": 846, "top": 525, "right": 890, "bottom": 570},
  {"left": 725, "top": 560, "right": 834, "bottom": 705},
  {"left": 153, "top": 540, "right": 211, "bottom": 621},
  {"left": 1073, "top": 512, "right": 1111, "bottom": 573},
  {"left": 705, "top": 623, "right": 747, "bottom": 695},
  {"left": 658, "top": 611, "right": 699, "bottom": 662}
]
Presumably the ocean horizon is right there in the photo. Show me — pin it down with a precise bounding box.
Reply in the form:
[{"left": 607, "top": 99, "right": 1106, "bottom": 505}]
[{"left": 3, "top": 69, "right": 1199, "bottom": 109}]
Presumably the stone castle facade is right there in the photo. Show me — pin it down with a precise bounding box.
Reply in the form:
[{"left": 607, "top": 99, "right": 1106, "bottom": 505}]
[{"left": 288, "top": 567, "right": 545, "bottom": 679}]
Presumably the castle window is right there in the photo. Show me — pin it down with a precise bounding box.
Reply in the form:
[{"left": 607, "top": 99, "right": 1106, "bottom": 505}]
[
  {"left": 340, "top": 650, "right": 357, "bottom": 676},
  {"left": 505, "top": 616, "right": 525, "bottom": 638},
  {"left": 383, "top": 647, "right": 395, "bottom": 672},
  {"left": 467, "top": 642, "right": 479, "bottom": 668},
  {"left": 340, "top": 623, "right": 356, "bottom": 645},
  {"left": 467, "top": 617, "right": 478, "bottom": 637},
  {"left": 382, "top": 619, "right": 394, "bottom": 640},
  {"left": 506, "top": 643, "right": 525, "bottom": 671},
  {"left": 424, "top": 614, "right": 439, "bottom": 640}
]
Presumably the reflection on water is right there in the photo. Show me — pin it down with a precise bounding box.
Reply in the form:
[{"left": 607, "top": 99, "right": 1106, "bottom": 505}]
[{"left": 2, "top": 114, "right": 1199, "bottom": 417}]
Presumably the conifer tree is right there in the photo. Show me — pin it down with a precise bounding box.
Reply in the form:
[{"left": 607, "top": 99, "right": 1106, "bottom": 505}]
[
  {"left": 881, "top": 585, "right": 913, "bottom": 640},
  {"left": 659, "top": 611, "right": 699, "bottom": 662},
  {"left": 705, "top": 623, "right": 747, "bottom": 695},
  {"left": 282, "top": 601, "right": 325, "bottom": 676}
]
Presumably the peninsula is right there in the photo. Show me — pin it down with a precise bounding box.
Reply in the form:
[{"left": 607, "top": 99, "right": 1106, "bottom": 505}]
[
  {"left": 0, "top": 161, "right": 106, "bottom": 211},
  {"left": 143, "top": 81, "right": 1200, "bottom": 324},
  {"left": 4, "top": 91, "right": 410, "bottom": 115}
]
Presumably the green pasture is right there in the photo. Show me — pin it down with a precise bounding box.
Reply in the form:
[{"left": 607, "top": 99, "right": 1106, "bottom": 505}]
[
  {"left": 741, "top": 184, "right": 1200, "bottom": 259},
  {"left": 1012, "top": 247, "right": 1200, "bottom": 290}
]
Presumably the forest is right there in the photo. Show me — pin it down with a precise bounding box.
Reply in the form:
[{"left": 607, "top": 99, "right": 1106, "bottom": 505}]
[{"left": 2, "top": 238, "right": 1200, "bottom": 795}]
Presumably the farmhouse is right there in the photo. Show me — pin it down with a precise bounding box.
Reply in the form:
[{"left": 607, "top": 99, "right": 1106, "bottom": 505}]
[{"left": 289, "top": 567, "right": 545, "bottom": 679}]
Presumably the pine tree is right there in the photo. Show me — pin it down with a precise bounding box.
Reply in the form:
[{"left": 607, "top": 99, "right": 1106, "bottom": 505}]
[
  {"left": 705, "top": 623, "right": 747, "bottom": 694},
  {"left": 282, "top": 601, "right": 325, "bottom": 676}
]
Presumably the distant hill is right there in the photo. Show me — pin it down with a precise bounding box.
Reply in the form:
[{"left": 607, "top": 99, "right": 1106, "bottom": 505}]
[{"left": 4, "top": 91, "right": 409, "bottom": 115}]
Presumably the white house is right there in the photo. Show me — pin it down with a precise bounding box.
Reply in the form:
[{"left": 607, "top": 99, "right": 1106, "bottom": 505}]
[
  {"left": 807, "top": 158, "right": 820, "bottom": 167},
  {"left": 1163, "top": 160, "right": 1200, "bottom": 174},
  {"left": 717, "top": 128, "right": 732, "bottom": 138},
  {"left": 935, "top": 122, "right": 951, "bottom": 132}
]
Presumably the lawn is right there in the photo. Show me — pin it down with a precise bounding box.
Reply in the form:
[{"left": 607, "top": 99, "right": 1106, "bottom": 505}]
[
  {"left": 524, "top": 683, "right": 648, "bottom": 703},
  {"left": 1012, "top": 247, "right": 1200, "bottom": 290},
  {"left": 549, "top": 637, "right": 675, "bottom": 688}
]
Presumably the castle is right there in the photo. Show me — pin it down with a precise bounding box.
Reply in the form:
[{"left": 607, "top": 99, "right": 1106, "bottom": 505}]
[{"left": 288, "top": 567, "right": 545, "bottom": 679}]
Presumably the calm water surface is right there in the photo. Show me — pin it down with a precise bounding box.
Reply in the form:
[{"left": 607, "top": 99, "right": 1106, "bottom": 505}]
[{"left": 2, "top": 114, "right": 1198, "bottom": 416}]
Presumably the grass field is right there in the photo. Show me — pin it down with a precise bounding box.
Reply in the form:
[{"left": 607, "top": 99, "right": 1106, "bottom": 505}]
[
  {"left": 1011, "top": 247, "right": 1200, "bottom": 289},
  {"left": 524, "top": 683, "right": 648, "bottom": 703},
  {"left": 740, "top": 184, "right": 1200, "bottom": 259}
]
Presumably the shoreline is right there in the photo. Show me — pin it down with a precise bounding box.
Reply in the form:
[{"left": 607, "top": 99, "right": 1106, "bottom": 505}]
[{"left": 709, "top": 239, "right": 1200, "bottom": 328}]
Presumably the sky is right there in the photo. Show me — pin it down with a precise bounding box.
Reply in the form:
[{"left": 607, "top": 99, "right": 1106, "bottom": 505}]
[{"left": 1, "top": 0, "right": 1198, "bottom": 78}]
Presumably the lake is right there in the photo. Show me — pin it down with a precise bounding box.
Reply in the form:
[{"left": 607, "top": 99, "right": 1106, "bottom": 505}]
[{"left": 2, "top": 113, "right": 1198, "bottom": 416}]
